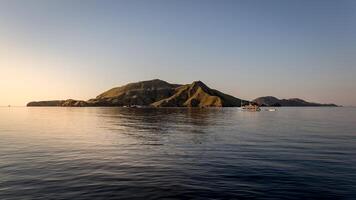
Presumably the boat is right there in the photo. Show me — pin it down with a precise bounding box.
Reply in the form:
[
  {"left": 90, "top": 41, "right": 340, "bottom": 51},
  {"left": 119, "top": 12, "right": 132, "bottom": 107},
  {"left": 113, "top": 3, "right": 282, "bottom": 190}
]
[
  {"left": 266, "top": 108, "right": 277, "bottom": 112},
  {"left": 240, "top": 102, "right": 261, "bottom": 112}
]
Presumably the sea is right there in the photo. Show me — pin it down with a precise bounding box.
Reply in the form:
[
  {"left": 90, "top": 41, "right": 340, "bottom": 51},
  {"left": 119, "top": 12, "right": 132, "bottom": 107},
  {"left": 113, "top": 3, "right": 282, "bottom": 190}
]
[{"left": 0, "top": 107, "right": 355, "bottom": 200}]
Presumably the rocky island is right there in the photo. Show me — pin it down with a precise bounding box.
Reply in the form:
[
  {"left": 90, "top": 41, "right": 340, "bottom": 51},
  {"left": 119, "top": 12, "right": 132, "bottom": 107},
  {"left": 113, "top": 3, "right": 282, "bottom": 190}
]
[
  {"left": 27, "top": 79, "right": 338, "bottom": 107},
  {"left": 27, "top": 79, "right": 247, "bottom": 107},
  {"left": 253, "top": 96, "right": 337, "bottom": 107}
]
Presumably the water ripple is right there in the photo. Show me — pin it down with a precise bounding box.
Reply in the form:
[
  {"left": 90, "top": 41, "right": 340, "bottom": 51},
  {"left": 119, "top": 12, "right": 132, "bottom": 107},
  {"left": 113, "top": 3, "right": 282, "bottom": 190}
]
[{"left": 0, "top": 107, "right": 355, "bottom": 199}]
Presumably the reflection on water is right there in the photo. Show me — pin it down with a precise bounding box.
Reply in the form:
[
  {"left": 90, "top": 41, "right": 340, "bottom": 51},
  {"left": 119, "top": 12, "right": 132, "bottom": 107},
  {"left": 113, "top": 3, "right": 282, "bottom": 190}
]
[{"left": 0, "top": 107, "right": 355, "bottom": 199}]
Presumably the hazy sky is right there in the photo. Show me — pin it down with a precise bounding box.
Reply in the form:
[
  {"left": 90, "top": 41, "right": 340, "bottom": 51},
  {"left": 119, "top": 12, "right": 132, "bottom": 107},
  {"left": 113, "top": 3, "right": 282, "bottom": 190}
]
[{"left": 1, "top": 0, "right": 355, "bottom": 106}]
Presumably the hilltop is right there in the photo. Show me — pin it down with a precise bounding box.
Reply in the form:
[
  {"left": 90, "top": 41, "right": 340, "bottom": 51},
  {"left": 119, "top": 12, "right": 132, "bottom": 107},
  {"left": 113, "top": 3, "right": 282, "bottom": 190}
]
[{"left": 152, "top": 81, "right": 243, "bottom": 107}]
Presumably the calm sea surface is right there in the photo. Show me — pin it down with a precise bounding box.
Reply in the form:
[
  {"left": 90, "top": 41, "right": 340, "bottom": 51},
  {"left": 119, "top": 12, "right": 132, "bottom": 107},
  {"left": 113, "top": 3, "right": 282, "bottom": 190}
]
[{"left": 0, "top": 107, "right": 355, "bottom": 200}]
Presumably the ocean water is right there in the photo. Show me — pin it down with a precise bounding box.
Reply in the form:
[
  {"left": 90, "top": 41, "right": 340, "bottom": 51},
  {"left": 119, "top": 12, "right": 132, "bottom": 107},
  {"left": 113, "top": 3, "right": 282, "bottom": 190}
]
[{"left": 0, "top": 107, "right": 355, "bottom": 200}]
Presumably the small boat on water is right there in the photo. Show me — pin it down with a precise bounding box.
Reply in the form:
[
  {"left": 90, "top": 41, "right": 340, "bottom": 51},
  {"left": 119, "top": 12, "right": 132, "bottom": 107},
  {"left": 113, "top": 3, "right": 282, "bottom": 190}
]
[
  {"left": 240, "top": 102, "right": 261, "bottom": 112},
  {"left": 266, "top": 108, "right": 277, "bottom": 112}
]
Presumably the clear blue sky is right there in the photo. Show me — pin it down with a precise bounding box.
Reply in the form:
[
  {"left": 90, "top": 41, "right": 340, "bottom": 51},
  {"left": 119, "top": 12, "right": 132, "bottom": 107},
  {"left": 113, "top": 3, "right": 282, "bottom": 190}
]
[{"left": 0, "top": 0, "right": 355, "bottom": 106}]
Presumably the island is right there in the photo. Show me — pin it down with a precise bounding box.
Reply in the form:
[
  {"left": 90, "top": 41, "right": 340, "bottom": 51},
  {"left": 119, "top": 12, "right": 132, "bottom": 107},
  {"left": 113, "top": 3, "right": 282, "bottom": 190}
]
[
  {"left": 27, "top": 79, "right": 247, "bottom": 107},
  {"left": 253, "top": 96, "right": 338, "bottom": 107},
  {"left": 27, "top": 79, "right": 338, "bottom": 107}
]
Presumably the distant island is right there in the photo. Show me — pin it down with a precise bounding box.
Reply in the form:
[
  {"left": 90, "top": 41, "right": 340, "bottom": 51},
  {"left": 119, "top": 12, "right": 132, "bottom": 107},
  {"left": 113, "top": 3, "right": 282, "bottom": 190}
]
[
  {"left": 253, "top": 96, "right": 338, "bottom": 107},
  {"left": 27, "top": 79, "right": 338, "bottom": 107}
]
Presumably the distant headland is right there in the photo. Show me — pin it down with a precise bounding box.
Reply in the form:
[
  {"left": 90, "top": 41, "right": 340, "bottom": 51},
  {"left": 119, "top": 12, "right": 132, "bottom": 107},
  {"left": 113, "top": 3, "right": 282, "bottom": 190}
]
[
  {"left": 253, "top": 96, "right": 338, "bottom": 107},
  {"left": 27, "top": 79, "right": 338, "bottom": 107}
]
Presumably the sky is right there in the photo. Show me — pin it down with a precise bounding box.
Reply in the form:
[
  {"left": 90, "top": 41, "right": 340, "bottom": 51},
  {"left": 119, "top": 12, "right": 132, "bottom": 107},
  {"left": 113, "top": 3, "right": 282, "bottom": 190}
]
[{"left": 0, "top": 0, "right": 355, "bottom": 106}]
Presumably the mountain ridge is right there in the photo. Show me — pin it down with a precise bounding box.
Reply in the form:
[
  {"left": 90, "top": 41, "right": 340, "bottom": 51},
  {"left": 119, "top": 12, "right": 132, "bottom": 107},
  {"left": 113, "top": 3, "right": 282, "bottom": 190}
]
[
  {"left": 151, "top": 80, "right": 242, "bottom": 107},
  {"left": 27, "top": 79, "right": 338, "bottom": 107},
  {"left": 27, "top": 79, "right": 245, "bottom": 107}
]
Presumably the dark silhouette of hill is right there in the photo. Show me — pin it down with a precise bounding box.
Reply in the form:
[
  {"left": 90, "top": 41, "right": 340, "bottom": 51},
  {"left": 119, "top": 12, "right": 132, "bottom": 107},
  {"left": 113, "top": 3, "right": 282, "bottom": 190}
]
[
  {"left": 27, "top": 80, "right": 338, "bottom": 107},
  {"left": 27, "top": 79, "right": 244, "bottom": 107},
  {"left": 253, "top": 96, "right": 337, "bottom": 107}
]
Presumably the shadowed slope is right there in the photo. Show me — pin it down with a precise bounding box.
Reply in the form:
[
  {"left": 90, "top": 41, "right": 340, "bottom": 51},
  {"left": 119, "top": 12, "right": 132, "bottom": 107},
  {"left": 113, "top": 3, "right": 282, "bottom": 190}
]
[
  {"left": 87, "top": 79, "right": 180, "bottom": 106},
  {"left": 151, "top": 81, "right": 243, "bottom": 107},
  {"left": 97, "top": 79, "right": 179, "bottom": 99}
]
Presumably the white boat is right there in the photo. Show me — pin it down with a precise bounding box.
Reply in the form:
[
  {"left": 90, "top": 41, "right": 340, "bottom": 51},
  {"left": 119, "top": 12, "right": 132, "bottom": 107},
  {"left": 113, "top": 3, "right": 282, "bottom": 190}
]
[
  {"left": 240, "top": 101, "right": 261, "bottom": 112},
  {"left": 266, "top": 108, "right": 277, "bottom": 112}
]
